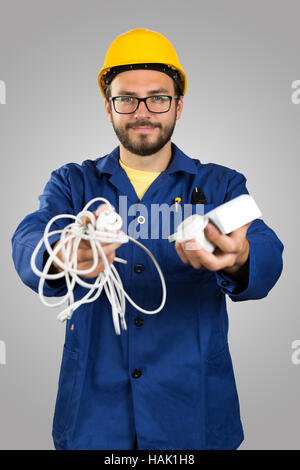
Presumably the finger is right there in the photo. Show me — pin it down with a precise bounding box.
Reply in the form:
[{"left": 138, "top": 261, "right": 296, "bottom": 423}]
[
  {"left": 181, "top": 238, "right": 207, "bottom": 269},
  {"left": 81, "top": 204, "right": 111, "bottom": 227},
  {"left": 101, "top": 241, "right": 122, "bottom": 257},
  {"left": 77, "top": 241, "right": 120, "bottom": 277},
  {"left": 229, "top": 221, "right": 252, "bottom": 241},
  {"left": 76, "top": 241, "right": 122, "bottom": 263},
  {"left": 223, "top": 221, "right": 252, "bottom": 255},
  {"left": 81, "top": 214, "right": 96, "bottom": 227},
  {"left": 204, "top": 221, "right": 251, "bottom": 254},
  {"left": 78, "top": 254, "right": 115, "bottom": 278},
  {"left": 186, "top": 244, "right": 236, "bottom": 271},
  {"left": 175, "top": 241, "right": 191, "bottom": 265},
  {"left": 204, "top": 223, "right": 236, "bottom": 253},
  {"left": 95, "top": 203, "right": 111, "bottom": 216}
]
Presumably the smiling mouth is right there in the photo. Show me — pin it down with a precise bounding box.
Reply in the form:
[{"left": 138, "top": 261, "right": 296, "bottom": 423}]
[{"left": 131, "top": 126, "right": 156, "bottom": 132}]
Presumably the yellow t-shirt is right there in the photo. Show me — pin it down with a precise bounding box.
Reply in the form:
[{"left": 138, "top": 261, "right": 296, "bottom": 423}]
[{"left": 119, "top": 159, "right": 161, "bottom": 200}]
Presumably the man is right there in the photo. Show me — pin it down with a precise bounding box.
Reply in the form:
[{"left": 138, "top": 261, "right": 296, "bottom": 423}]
[{"left": 11, "top": 28, "right": 283, "bottom": 450}]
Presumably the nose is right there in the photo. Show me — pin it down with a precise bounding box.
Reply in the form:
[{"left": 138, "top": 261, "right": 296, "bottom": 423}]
[{"left": 134, "top": 99, "right": 151, "bottom": 116}]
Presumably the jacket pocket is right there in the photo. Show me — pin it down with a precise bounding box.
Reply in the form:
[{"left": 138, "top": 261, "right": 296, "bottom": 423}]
[{"left": 53, "top": 345, "right": 79, "bottom": 434}]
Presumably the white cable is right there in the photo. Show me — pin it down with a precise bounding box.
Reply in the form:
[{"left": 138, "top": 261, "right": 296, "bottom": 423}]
[{"left": 30, "top": 197, "right": 167, "bottom": 335}]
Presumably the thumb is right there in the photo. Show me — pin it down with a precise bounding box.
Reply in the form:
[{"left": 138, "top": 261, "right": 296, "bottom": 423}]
[
  {"left": 230, "top": 221, "right": 252, "bottom": 239},
  {"left": 95, "top": 203, "right": 111, "bottom": 217}
]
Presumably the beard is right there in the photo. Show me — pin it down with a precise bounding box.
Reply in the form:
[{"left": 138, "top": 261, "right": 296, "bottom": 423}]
[{"left": 111, "top": 115, "right": 177, "bottom": 157}]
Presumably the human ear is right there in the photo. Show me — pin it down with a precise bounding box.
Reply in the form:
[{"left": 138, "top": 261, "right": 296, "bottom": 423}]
[{"left": 104, "top": 98, "right": 113, "bottom": 123}]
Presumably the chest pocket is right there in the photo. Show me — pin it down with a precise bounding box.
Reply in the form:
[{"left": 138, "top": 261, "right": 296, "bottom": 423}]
[{"left": 164, "top": 203, "right": 216, "bottom": 281}]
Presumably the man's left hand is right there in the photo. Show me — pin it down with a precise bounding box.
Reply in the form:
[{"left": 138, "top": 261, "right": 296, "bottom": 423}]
[{"left": 174, "top": 221, "right": 251, "bottom": 277}]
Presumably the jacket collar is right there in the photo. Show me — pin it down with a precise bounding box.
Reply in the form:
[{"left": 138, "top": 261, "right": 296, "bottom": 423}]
[{"left": 97, "top": 142, "right": 199, "bottom": 176}]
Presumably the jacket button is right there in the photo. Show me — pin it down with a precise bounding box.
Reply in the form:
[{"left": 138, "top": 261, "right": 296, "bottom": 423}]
[
  {"left": 134, "top": 264, "right": 144, "bottom": 274},
  {"left": 132, "top": 369, "right": 142, "bottom": 379},
  {"left": 221, "top": 280, "right": 229, "bottom": 286},
  {"left": 134, "top": 317, "right": 144, "bottom": 327}
]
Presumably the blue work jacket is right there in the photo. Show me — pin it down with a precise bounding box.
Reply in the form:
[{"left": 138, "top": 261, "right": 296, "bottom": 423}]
[{"left": 11, "top": 142, "right": 283, "bottom": 450}]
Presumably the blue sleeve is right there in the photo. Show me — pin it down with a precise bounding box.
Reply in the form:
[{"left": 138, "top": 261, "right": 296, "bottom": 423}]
[
  {"left": 11, "top": 166, "right": 75, "bottom": 297},
  {"left": 215, "top": 170, "right": 284, "bottom": 301}
]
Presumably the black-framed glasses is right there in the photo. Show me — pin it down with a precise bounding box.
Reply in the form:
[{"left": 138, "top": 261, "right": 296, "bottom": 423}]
[{"left": 109, "top": 95, "right": 178, "bottom": 114}]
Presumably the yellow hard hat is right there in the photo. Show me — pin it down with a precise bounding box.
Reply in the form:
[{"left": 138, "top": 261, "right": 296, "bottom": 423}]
[{"left": 98, "top": 28, "right": 187, "bottom": 98}]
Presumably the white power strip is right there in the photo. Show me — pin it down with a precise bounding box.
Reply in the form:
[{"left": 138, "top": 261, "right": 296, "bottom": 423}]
[{"left": 168, "top": 194, "right": 262, "bottom": 252}]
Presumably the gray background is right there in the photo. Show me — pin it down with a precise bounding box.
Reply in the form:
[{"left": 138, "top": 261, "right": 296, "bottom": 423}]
[{"left": 0, "top": 0, "right": 299, "bottom": 450}]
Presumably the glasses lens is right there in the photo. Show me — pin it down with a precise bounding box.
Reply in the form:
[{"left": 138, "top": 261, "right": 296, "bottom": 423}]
[
  {"left": 114, "top": 96, "right": 138, "bottom": 113},
  {"left": 146, "top": 96, "right": 171, "bottom": 112}
]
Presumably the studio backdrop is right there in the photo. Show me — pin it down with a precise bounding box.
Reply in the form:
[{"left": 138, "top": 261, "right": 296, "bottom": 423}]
[{"left": 0, "top": 0, "right": 299, "bottom": 450}]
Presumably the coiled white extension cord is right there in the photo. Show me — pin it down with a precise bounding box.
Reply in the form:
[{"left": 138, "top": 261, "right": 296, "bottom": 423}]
[{"left": 30, "top": 197, "right": 167, "bottom": 335}]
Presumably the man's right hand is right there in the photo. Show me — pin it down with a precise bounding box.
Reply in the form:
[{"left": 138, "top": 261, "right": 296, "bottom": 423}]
[{"left": 52, "top": 204, "right": 124, "bottom": 278}]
